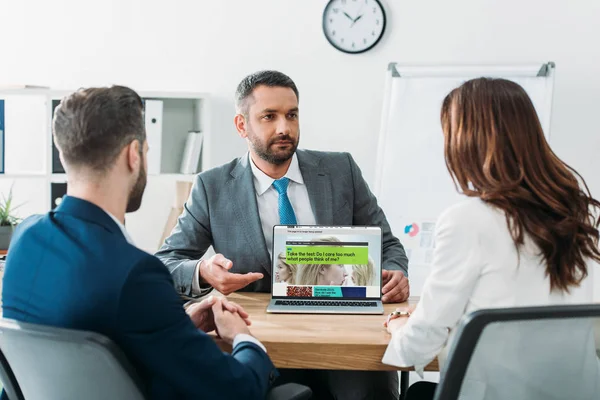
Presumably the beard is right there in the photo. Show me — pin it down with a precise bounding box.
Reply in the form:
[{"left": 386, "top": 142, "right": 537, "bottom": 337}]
[
  {"left": 126, "top": 161, "right": 147, "bottom": 213},
  {"left": 247, "top": 128, "right": 299, "bottom": 166}
]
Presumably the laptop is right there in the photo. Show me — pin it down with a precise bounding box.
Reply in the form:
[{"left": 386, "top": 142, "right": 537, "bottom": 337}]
[{"left": 266, "top": 225, "right": 384, "bottom": 314}]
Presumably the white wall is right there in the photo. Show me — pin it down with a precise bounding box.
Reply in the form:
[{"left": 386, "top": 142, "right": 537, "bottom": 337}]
[{"left": 1, "top": 0, "right": 599, "bottom": 295}]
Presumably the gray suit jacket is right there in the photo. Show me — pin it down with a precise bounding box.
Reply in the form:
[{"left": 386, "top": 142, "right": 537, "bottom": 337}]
[{"left": 155, "top": 149, "right": 408, "bottom": 297}]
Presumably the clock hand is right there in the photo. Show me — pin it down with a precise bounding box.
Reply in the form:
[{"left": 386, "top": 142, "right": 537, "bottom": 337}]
[
  {"left": 343, "top": 11, "right": 354, "bottom": 21},
  {"left": 350, "top": 14, "right": 363, "bottom": 27}
]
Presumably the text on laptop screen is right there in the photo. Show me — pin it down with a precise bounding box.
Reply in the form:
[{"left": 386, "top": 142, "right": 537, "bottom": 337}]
[{"left": 272, "top": 226, "right": 382, "bottom": 299}]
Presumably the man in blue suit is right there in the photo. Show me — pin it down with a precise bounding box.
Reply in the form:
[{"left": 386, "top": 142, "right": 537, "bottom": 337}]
[{"left": 2, "top": 86, "right": 278, "bottom": 399}]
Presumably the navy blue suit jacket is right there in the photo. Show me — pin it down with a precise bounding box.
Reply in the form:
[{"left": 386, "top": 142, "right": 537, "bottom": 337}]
[{"left": 2, "top": 196, "right": 277, "bottom": 399}]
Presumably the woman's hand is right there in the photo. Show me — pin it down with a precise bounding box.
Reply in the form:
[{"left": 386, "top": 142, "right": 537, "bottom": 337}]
[{"left": 383, "top": 305, "right": 417, "bottom": 333}]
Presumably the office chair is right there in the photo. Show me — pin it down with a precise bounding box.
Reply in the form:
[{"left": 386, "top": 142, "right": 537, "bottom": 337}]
[
  {"left": 0, "top": 319, "right": 311, "bottom": 400},
  {"left": 0, "top": 347, "right": 24, "bottom": 400},
  {"left": 432, "top": 304, "right": 600, "bottom": 400}
]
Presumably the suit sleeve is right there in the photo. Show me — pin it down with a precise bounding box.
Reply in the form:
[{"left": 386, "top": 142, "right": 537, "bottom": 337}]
[
  {"left": 155, "top": 174, "right": 214, "bottom": 297},
  {"left": 115, "top": 257, "right": 277, "bottom": 399},
  {"left": 346, "top": 153, "right": 409, "bottom": 275}
]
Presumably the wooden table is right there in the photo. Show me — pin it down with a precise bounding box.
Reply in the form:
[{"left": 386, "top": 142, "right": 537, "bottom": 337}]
[{"left": 211, "top": 293, "right": 439, "bottom": 372}]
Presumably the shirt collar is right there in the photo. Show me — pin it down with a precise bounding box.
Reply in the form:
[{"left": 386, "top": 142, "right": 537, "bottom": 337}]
[
  {"left": 105, "top": 211, "right": 135, "bottom": 246},
  {"left": 249, "top": 153, "right": 304, "bottom": 196}
]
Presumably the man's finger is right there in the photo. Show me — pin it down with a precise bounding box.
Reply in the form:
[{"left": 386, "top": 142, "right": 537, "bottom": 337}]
[
  {"left": 397, "top": 275, "right": 410, "bottom": 295},
  {"left": 401, "top": 285, "right": 410, "bottom": 301},
  {"left": 382, "top": 284, "right": 403, "bottom": 303},
  {"left": 211, "top": 298, "right": 224, "bottom": 316},
  {"left": 382, "top": 270, "right": 389, "bottom": 280},
  {"left": 395, "top": 284, "right": 410, "bottom": 302},
  {"left": 213, "top": 254, "right": 233, "bottom": 270},
  {"left": 220, "top": 297, "right": 237, "bottom": 313},
  {"left": 226, "top": 272, "right": 264, "bottom": 287},
  {"left": 227, "top": 301, "right": 249, "bottom": 319},
  {"left": 195, "top": 295, "right": 216, "bottom": 311},
  {"left": 185, "top": 296, "right": 215, "bottom": 319},
  {"left": 382, "top": 273, "right": 400, "bottom": 294},
  {"left": 220, "top": 273, "right": 265, "bottom": 294},
  {"left": 397, "top": 275, "right": 409, "bottom": 290}
]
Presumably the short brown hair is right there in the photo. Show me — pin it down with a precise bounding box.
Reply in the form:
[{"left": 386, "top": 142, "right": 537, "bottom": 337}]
[
  {"left": 441, "top": 77, "right": 600, "bottom": 292},
  {"left": 235, "top": 70, "right": 299, "bottom": 115},
  {"left": 53, "top": 86, "right": 145, "bottom": 172}
]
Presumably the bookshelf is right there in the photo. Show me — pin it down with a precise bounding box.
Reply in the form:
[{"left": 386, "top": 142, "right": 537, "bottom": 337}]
[{"left": 0, "top": 87, "right": 211, "bottom": 252}]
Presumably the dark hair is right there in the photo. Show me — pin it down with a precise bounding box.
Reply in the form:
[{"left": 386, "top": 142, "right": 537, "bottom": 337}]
[
  {"left": 441, "top": 77, "right": 600, "bottom": 293},
  {"left": 235, "top": 70, "right": 299, "bottom": 115},
  {"left": 53, "top": 85, "right": 145, "bottom": 173}
]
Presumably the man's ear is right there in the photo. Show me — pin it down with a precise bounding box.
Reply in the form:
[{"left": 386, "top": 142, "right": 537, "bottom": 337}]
[
  {"left": 234, "top": 114, "right": 248, "bottom": 139},
  {"left": 126, "top": 140, "right": 142, "bottom": 172}
]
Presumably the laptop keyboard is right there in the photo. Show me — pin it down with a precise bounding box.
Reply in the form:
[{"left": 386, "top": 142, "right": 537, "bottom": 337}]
[{"left": 274, "top": 300, "right": 378, "bottom": 307}]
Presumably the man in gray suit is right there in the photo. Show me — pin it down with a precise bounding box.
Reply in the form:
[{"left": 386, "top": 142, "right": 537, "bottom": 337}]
[{"left": 156, "top": 70, "right": 409, "bottom": 399}]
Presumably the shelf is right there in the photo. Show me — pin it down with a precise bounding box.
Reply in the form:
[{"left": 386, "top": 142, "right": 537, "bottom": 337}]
[
  {"left": 48, "top": 173, "right": 197, "bottom": 182},
  {"left": 0, "top": 173, "right": 47, "bottom": 179},
  {"left": 147, "top": 173, "right": 197, "bottom": 182},
  {"left": 0, "top": 87, "right": 211, "bottom": 252},
  {"left": 139, "top": 91, "right": 210, "bottom": 100},
  {"left": 50, "top": 174, "right": 67, "bottom": 182}
]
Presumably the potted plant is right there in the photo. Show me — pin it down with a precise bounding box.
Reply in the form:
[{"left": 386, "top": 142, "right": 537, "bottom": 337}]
[{"left": 0, "top": 186, "right": 22, "bottom": 250}]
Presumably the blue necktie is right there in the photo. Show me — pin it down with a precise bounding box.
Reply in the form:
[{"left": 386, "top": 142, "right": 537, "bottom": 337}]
[{"left": 272, "top": 177, "right": 297, "bottom": 225}]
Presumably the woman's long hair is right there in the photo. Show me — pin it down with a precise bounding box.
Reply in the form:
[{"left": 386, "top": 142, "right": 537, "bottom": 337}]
[{"left": 441, "top": 77, "right": 600, "bottom": 292}]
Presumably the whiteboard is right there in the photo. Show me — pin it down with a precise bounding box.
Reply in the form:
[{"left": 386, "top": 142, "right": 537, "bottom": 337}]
[{"left": 374, "top": 63, "right": 556, "bottom": 294}]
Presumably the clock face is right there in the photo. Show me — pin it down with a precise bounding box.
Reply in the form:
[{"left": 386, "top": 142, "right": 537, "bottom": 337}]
[{"left": 323, "top": 0, "right": 386, "bottom": 54}]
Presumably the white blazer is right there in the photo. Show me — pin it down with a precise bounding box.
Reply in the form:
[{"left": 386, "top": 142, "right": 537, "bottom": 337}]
[{"left": 383, "top": 198, "right": 600, "bottom": 400}]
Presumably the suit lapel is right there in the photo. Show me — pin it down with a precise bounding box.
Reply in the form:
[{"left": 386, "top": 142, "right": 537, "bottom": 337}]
[
  {"left": 297, "top": 150, "right": 334, "bottom": 226},
  {"left": 229, "top": 155, "right": 272, "bottom": 275}
]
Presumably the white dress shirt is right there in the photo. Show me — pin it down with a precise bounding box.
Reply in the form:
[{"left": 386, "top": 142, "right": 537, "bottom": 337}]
[
  {"left": 249, "top": 153, "right": 316, "bottom": 258},
  {"left": 108, "top": 211, "right": 266, "bottom": 353},
  {"left": 382, "top": 198, "right": 598, "bottom": 398}
]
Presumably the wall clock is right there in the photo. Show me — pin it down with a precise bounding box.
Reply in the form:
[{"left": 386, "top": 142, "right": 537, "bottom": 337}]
[{"left": 323, "top": 0, "right": 386, "bottom": 54}]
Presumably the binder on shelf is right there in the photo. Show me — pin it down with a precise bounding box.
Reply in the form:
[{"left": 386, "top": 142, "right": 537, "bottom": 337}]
[
  {"left": 179, "top": 131, "right": 203, "bottom": 174},
  {"left": 144, "top": 99, "right": 163, "bottom": 174},
  {"left": 0, "top": 99, "right": 4, "bottom": 174},
  {"left": 51, "top": 182, "right": 67, "bottom": 210},
  {"left": 51, "top": 100, "right": 65, "bottom": 173}
]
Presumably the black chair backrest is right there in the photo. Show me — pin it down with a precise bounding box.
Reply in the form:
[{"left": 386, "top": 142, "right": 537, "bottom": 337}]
[
  {"left": 434, "top": 304, "right": 600, "bottom": 400},
  {"left": 0, "top": 318, "right": 146, "bottom": 400},
  {"left": 0, "top": 346, "right": 24, "bottom": 400}
]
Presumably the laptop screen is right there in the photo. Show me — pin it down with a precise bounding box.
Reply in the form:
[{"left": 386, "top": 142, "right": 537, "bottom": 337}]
[{"left": 272, "top": 225, "right": 382, "bottom": 299}]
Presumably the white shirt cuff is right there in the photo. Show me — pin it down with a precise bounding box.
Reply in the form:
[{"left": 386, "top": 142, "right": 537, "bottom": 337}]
[
  {"left": 192, "top": 260, "right": 213, "bottom": 297},
  {"left": 382, "top": 327, "right": 426, "bottom": 378},
  {"left": 233, "top": 333, "right": 267, "bottom": 354}
]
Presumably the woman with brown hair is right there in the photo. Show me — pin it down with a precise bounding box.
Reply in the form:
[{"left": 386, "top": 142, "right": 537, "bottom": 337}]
[{"left": 382, "top": 78, "right": 600, "bottom": 399}]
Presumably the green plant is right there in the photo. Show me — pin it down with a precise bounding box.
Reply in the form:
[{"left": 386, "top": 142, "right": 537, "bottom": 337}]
[{"left": 0, "top": 186, "right": 22, "bottom": 227}]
